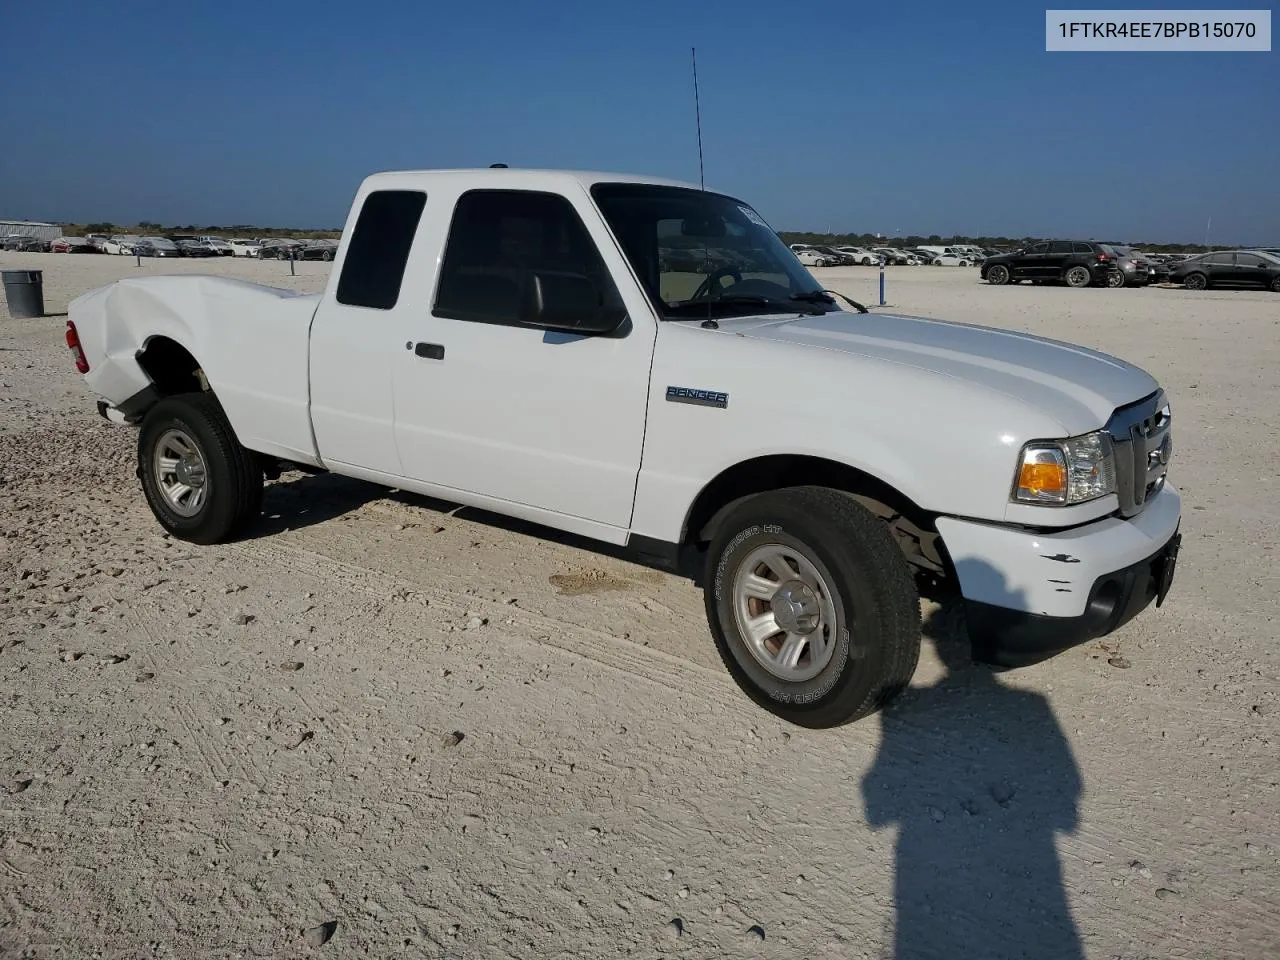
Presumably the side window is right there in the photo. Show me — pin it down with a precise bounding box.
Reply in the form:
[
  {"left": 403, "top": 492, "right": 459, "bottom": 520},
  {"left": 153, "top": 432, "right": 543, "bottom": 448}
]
[
  {"left": 1026, "top": 242, "right": 1049, "bottom": 255},
  {"left": 1236, "top": 253, "right": 1262, "bottom": 267},
  {"left": 336, "top": 190, "right": 427, "bottom": 310},
  {"left": 1205, "top": 252, "right": 1233, "bottom": 266},
  {"left": 1048, "top": 241, "right": 1072, "bottom": 254},
  {"left": 434, "top": 190, "right": 621, "bottom": 326},
  {"left": 1073, "top": 242, "right": 1095, "bottom": 254}
]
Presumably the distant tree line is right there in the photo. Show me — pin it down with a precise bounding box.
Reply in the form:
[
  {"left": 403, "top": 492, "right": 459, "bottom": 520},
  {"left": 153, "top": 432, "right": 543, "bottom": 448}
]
[
  {"left": 776, "top": 231, "right": 1237, "bottom": 255},
  {"left": 54, "top": 221, "right": 1244, "bottom": 254}
]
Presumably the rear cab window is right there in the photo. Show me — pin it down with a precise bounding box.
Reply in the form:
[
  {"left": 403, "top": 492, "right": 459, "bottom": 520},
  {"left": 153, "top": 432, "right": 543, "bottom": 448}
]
[{"left": 336, "top": 190, "right": 427, "bottom": 310}]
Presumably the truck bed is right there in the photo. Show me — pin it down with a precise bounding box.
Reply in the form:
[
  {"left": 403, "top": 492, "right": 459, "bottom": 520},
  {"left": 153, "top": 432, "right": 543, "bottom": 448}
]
[{"left": 69, "top": 275, "right": 324, "bottom": 466}]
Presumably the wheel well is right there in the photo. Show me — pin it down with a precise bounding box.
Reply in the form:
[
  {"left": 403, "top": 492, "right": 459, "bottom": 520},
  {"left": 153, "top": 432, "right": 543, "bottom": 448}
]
[
  {"left": 683, "top": 455, "right": 947, "bottom": 575},
  {"left": 136, "top": 337, "right": 206, "bottom": 400}
]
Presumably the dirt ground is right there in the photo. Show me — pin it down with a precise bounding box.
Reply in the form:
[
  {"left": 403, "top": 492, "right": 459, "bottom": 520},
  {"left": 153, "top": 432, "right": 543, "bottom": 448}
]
[{"left": 2, "top": 253, "right": 1278, "bottom": 959}]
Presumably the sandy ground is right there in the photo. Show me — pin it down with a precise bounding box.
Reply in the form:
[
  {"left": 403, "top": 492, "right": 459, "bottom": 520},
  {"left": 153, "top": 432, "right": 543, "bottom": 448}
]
[{"left": 1, "top": 253, "right": 1278, "bottom": 959}]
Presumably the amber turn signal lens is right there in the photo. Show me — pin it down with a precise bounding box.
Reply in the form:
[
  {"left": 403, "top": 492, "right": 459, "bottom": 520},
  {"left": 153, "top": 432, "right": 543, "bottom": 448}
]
[{"left": 1016, "top": 458, "right": 1067, "bottom": 501}]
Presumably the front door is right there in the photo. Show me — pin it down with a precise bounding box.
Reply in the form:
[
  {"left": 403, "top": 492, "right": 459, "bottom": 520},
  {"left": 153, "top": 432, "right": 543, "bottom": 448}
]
[
  {"left": 1011, "top": 241, "right": 1049, "bottom": 279},
  {"left": 390, "top": 187, "right": 657, "bottom": 531}
]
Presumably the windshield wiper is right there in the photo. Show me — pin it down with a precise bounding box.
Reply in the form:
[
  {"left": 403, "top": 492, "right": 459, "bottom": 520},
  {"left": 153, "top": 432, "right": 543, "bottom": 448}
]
[
  {"left": 792, "top": 289, "right": 870, "bottom": 313},
  {"left": 710, "top": 294, "right": 824, "bottom": 315},
  {"left": 665, "top": 295, "right": 824, "bottom": 318}
]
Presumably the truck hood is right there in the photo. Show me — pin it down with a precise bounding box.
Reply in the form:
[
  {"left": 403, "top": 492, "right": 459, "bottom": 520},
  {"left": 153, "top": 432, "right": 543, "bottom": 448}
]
[{"left": 728, "top": 310, "right": 1158, "bottom": 434}]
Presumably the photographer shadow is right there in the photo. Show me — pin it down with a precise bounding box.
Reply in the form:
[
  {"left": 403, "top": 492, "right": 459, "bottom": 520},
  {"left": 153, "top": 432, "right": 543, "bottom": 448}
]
[{"left": 862, "top": 568, "right": 1085, "bottom": 959}]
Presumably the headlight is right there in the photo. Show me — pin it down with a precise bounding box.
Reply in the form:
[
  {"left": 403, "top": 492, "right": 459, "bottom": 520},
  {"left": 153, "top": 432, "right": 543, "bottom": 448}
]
[{"left": 1012, "top": 431, "right": 1116, "bottom": 505}]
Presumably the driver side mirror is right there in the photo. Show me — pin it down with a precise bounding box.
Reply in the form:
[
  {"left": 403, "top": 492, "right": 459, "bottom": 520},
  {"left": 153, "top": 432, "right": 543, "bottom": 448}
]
[{"left": 519, "top": 270, "right": 626, "bottom": 336}]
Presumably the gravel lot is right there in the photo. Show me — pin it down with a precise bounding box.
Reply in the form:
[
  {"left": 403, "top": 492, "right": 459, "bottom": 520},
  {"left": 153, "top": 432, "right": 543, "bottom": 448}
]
[{"left": 2, "top": 253, "right": 1278, "bottom": 958}]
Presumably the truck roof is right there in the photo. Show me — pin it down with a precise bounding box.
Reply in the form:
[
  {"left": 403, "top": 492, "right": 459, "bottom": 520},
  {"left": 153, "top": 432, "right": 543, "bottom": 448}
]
[{"left": 358, "top": 167, "right": 702, "bottom": 194}]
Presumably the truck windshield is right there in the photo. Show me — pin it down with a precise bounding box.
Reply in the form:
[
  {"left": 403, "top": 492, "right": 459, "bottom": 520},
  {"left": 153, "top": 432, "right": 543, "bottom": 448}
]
[{"left": 590, "top": 183, "right": 837, "bottom": 319}]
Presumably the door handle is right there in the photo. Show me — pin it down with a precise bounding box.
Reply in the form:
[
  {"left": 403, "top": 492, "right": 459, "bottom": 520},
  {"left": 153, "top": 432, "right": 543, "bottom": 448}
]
[{"left": 413, "top": 342, "right": 445, "bottom": 360}]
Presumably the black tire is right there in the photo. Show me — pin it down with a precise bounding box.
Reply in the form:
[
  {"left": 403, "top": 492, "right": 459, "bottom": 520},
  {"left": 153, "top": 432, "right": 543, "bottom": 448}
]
[
  {"left": 1107, "top": 270, "right": 1125, "bottom": 288},
  {"left": 321, "top": 250, "right": 333, "bottom": 262},
  {"left": 137, "top": 392, "right": 263, "bottom": 545},
  {"left": 986, "top": 264, "right": 1011, "bottom": 285},
  {"left": 704, "top": 486, "right": 921, "bottom": 728},
  {"left": 1064, "top": 264, "right": 1092, "bottom": 288},
  {"left": 1183, "top": 272, "right": 1208, "bottom": 291},
  {"left": 1270, "top": 276, "right": 1280, "bottom": 293}
]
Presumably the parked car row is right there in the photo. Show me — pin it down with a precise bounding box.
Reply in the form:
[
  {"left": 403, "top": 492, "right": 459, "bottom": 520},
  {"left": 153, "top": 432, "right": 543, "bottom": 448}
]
[
  {"left": 979, "top": 241, "right": 1280, "bottom": 291},
  {"left": 2, "top": 235, "right": 53, "bottom": 252},
  {"left": 2, "top": 233, "right": 340, "bottom": 260},
  {"left": 789, "top": 243, "right": 1002, "bottom": 267}
]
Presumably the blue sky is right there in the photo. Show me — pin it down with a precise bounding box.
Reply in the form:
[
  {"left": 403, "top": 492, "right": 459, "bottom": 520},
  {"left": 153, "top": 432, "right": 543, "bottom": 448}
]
[{"left": 3, "top": 1, "right": 1276, "bottom": 243}]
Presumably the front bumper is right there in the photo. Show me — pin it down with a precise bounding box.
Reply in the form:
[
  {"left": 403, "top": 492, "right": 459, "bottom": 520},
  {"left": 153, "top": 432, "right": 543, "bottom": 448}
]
[{"left": 936, "top": 484, "right": 1182, "bottom": 666}]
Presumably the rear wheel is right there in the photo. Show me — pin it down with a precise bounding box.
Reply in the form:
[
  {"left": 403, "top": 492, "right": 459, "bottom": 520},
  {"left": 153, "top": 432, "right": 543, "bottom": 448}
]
[
  {"left": 986, "top": 264, "right": 1011, "bottom": 285},
  {"left": 1064, "top": 265, "right": 1092, "bottom": 288},
  {"left": 1183, "top": 272, "right": 1208, "bottom": 290},
  {"left": 1270, "top": 276, "right": 1280, "bottom": 293},
  {"left": 1107, "top": 270, "right": 1125, "bottom": 288},
  {"left": 138, "top": 392, "right": 263, "bottom": 545},
  {"left": 704, "top": 487, "right": 921, "bottom": 728}
]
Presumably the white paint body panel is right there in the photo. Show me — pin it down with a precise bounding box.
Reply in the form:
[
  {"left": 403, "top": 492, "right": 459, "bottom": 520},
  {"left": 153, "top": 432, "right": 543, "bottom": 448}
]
[
  {"left": 68, "top": 166, "right": 1180, "bottom": 622},
  {"left": 936, "top": 483, "right": 1181, "bottom": 617},
  {"left": 70, "top": 277, "right": 323, "bottom": 466},
  {"left": 629, "top": 309, "right": 1154, "bottom": 542}
]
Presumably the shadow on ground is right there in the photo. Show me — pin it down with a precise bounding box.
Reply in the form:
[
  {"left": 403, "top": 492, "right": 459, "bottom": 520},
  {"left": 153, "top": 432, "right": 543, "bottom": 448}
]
[
  {"left": 245, "top": 470, "right": 696, "bottom": 576},
  {"left": 862, "top": 575, "right": 1085, "bottom": 960}
]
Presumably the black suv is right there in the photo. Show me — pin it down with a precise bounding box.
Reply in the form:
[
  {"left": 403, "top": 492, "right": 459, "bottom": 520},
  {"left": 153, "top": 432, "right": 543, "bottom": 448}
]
[
  {"left": 1169, "top": 251, "right": 1280, "bottom": 292},
  {"left": 980, "top": 240, "right": 1119, "bottom": 288}
]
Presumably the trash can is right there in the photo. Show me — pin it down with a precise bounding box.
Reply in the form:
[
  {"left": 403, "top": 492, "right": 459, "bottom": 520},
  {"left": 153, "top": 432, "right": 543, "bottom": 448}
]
[{"left": 2, "top": 270, "right": 44, "bottom": 319}]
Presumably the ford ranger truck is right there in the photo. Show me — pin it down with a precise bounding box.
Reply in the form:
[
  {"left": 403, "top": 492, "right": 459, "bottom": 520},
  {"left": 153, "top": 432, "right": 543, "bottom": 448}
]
[{"left": 65, "top": 168, "right": 1182, "bottom": 728}]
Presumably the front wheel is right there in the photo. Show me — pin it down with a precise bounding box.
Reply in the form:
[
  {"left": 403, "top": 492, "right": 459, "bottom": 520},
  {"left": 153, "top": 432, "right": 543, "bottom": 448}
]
[
  {"left": 1064, "top": 265, "right": 1092, "bottom": 288},
  {"left": 1107, "top": 270, "right": 1125, "bottom": 288},
  {"left": 138, "top": 393, "right": 264, "bottom": 545},
  {"left": 704, "top": 487, "right": 921, "bottom": 728},
  {"left": 1270, "top": 276, "right": 1280, "bottom": 293},
  {"left": 986, "top": 264, "right": 1011, "bottom": 285}
]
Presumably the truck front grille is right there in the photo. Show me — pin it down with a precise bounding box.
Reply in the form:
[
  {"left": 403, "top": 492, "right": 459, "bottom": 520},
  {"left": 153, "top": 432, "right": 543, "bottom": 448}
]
[{"left": 1106, "top": 391, "right": 1172, "bottom": 518}]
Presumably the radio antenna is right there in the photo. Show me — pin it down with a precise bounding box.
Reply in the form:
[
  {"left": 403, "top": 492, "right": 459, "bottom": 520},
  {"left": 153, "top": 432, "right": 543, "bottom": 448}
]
[{"left": 691, "top": 47, "right": 705, "bottom": 190}]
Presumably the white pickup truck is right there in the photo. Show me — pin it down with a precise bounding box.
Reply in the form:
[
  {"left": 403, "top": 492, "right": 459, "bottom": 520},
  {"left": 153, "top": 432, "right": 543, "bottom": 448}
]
[{"left": 66, "top": 168, "right": 1182, "bottom": 728}]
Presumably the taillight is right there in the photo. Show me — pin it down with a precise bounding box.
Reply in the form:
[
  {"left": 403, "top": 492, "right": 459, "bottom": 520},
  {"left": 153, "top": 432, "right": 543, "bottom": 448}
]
[
  {"left": 65, "top": 321, "right": 90, "bottom": 374},
  {"left": 1096, "top": 253, "right": 1109, "bottom": 261}
]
